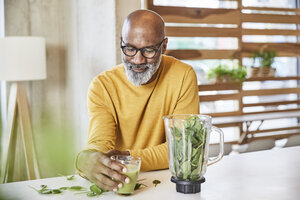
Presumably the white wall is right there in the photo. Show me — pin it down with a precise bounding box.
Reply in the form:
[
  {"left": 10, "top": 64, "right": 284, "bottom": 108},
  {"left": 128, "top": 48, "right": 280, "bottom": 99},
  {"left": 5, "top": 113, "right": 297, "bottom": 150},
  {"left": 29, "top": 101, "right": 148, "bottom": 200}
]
[{"left": 3, "top": 0, "right": 141, "bottom": 178}]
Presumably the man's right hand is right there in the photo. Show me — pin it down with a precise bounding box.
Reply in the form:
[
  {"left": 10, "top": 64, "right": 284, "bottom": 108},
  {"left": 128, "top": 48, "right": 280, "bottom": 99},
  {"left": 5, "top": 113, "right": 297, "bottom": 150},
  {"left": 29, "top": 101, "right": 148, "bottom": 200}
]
[{"left": 76, "top": 149, "right": 130, "bottom": 191}]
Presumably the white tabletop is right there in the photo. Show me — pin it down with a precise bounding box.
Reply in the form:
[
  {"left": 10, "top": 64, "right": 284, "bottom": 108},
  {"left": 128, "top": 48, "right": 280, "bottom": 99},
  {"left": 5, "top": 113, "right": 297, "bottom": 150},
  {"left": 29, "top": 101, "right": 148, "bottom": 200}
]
[{"left": 0, "top": 146, "right": 299, "bottom": 200}]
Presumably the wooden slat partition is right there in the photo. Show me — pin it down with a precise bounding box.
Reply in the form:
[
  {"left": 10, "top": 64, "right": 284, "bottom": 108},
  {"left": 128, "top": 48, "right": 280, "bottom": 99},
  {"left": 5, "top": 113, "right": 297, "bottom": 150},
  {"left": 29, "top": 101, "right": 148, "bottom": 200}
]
[
  {"left": 199, "top": 82, "right": 241, "bottom": 91},
  {"left": 148, "top": 0, "right": 300, "bottom": 143},
  {"left": 246, "top": 76, "right": 300, "bottom": 81},
  {"left": 149, "top": 6, "right": 240, "bottom": 24},
  {"left": 208, "top": 111, "right": 241, "bottom": 117},
  {"left": 200, "top": 93, "right": 241, "bottom": 102},
  {"left": 165, "top": 49, "right": 239, "bottom": 60},
  {"left": 242, "top": 87, "right": 300, "bottom": 96},
  {"left": 251, "top": 132, "right": 300, "bottom": 141},
  {"left": 242, "top": 7, "right": 300, "bottom": 12},
  {"left": 198, "top": 77, "right": 300, "bottom": 142},
  {"left": 148, "top": 0, "right": 300, "bottom": 60},
  {"left": 242, "top": 43, "right": 300, "bottom": 57},
  {"left": 198, "top": 82, "right": 242, "bottom": 117},
  {"left": 248, "top": 125, "right": 300, "bottom": 134},
  {"left": 166, "top": 27, "right": 240, "bottom": 37},
  {"left": 244, "top": 100, "right": 300, "bottom": 107},
  {"left": 243, "top": 29, "right": 300, "bottom": 36},
  {"left": 244, "top": 108, "right": 300, "bottom": 115},
  {"left": 242, "top": 13, "right": 300, "bottom": 24}
]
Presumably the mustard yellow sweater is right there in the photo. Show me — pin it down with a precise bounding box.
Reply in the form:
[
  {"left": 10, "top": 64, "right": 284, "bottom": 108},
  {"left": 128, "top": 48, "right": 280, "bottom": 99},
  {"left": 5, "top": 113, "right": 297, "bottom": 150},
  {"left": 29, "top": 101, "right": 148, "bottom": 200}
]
[{"left": 85, "top": 55, "right": 199, "bottom": 171}]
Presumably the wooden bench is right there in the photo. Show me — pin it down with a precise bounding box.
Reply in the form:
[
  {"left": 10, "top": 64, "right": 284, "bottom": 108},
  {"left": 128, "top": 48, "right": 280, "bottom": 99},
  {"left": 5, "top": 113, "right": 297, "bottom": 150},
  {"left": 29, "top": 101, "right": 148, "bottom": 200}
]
[{"left": 199, "top": 76, "right": 300, "bottom": 144}]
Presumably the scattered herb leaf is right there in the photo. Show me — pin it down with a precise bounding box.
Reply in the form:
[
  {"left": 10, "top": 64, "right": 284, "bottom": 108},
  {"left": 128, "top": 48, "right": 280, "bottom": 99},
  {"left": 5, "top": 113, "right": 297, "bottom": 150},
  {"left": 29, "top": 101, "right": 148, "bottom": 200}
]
[
  {"left": 58, "top": 173, "right": 75, "bottom": 181},
  {"left": 40, "top": 190, "right": 52, "bottom": 194},
  {"left": 59, "top": 187, "right": 69, "bottom": 190},
  {"left": 75, "top": 184, "right": 107, "bottom": 197},
  {"left": 87, "top": 191, "right": 97, "bottom": 197},
  {"left": 68, "top": 186, "right": 85, "bottom": 191},
  {"left": 29, "top": 185, "right": 63, "bottom": 194},
  {"left": 29, "top": 183, "right": 107, "bottom": 197},
  {"left": 134, "top": 178, "right": 147, "bottom": 191},
  {"left": 40, "top": 185, "right": 47, "bottom": 189},
  {"left": 134, "top": 183, "right": 147, "bottom": 190},
  {"left": 152, "top": 180, "right": 161, "bottom": 187},
  {"left": 90, "top": 184, "right": 104, "bottom": 194},
  {"left": 67, "top": 175, "right": 75, "bottom": 180},
  {"left": 51, "top": 189, "right": 62, "bottom": 194}
]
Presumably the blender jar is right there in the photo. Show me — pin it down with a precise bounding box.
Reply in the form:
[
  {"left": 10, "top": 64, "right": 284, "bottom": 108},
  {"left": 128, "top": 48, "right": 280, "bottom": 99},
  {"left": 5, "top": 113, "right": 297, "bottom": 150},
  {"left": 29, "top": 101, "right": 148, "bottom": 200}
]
[{"left": 163, "top": 114, "right": 224, "bottom": 194}]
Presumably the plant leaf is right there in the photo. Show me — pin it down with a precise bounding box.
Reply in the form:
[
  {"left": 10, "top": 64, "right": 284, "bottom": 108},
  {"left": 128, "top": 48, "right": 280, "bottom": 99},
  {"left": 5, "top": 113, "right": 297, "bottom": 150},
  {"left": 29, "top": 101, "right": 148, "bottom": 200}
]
[
  {"left": 87, "top": 191, "right": 97, "bottom": 197},
  {"left": 67, "top": 175, "right": 75, "bottom": 180},
  {"left": 59, "top": 187, "right": 69, "bottom": 190},
  {"left": 90, "top": 184, "right": 103, "bottom": 195},
  {"left": 152, "top": 180, "right": 161, "bottom": 187},
  {"left": 68, "top": 186, "right": 86, "bottom": 191},
  {"left": 51, "top": 189, "right": 62, "bottom": 194}
]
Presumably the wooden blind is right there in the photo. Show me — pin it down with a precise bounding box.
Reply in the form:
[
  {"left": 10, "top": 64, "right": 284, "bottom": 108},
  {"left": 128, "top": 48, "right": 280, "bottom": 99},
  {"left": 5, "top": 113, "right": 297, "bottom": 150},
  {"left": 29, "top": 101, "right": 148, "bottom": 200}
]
[{"left": 147, "top": 0, "right": 300, "bottom": 62}]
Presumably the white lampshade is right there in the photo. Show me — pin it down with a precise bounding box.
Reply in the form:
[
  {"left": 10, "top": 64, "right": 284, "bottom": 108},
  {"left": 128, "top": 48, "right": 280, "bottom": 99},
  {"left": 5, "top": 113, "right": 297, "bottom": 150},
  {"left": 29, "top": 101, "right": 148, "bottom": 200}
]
[{"left": 0, "top": 36, "right": 47, "bottom": 81}]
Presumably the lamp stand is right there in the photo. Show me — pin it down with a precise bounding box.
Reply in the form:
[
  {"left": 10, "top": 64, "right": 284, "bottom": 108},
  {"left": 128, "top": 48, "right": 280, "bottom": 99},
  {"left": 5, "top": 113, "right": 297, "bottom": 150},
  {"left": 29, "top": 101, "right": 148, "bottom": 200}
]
[{"left": 1, "top": 82, "right": 40, "bottom": 183}]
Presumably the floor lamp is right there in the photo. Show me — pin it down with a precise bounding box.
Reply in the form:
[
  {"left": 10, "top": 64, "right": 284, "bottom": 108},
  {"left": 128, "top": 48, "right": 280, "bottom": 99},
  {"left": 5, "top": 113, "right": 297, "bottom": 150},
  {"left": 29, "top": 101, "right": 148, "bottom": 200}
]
[{"left": 0, "top": 37, "right": 47, "bottom": 183}]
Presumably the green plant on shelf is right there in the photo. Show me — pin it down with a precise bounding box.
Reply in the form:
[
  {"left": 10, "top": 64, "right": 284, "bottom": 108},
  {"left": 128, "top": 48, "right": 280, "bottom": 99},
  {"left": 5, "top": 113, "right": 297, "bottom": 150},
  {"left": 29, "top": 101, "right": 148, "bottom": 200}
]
[
  {"left": 207, "top": 64, "right": 247, "bottom": 83},
  {"left": 251, "top": 45, "right": 276, "bottom": 68}
]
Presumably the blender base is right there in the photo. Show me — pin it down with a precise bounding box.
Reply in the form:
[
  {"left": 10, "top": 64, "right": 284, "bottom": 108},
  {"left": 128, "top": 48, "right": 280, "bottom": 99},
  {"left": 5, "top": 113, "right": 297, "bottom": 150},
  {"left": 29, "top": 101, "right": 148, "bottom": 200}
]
[{"left": 171, "top": 176, "right": 205, "bottom": 194}]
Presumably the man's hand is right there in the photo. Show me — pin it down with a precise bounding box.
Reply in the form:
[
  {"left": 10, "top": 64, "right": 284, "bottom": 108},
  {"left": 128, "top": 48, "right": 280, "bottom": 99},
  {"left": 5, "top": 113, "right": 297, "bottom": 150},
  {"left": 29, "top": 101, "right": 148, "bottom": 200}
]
[{"left": 77, "top": 149, "right": 130, "bottom": 191}]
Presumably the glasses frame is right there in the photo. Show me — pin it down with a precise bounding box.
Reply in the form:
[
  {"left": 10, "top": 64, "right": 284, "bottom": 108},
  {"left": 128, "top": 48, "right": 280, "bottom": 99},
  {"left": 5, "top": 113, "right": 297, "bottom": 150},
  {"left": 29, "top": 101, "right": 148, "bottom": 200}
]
[{"left": 120, "top": 38, "right": 165, "bottom": 59}]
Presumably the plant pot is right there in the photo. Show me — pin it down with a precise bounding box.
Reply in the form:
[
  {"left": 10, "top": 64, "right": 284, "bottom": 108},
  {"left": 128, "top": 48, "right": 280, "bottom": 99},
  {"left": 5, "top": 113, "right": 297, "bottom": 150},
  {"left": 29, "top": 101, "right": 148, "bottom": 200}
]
[
  {"left": 215, "top": 75, "right": 233, "bottom": 83},
  {"left": 260, "top": 67, "right": 275, "bottom": 77},
  {"left": 249, "top": 67, "right": 275, "bottom": 78},
  {"left": 249, "top": 68, "right": 260, "bottom": 77}
]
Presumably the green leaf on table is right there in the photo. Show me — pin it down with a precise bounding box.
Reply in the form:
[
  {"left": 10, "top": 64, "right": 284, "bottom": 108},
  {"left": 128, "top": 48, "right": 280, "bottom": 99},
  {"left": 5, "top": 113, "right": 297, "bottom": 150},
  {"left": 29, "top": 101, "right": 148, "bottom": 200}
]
[
  {"left": 90, "top": 184, "right": 104, "bottom": 195},
  {"left": 40, "top": 185, "right": 47, "bottom": 190},
  {"left": 75, "top": 184, "right": 107, "bottom": 197},
  {"left": 67, "top": 175, "right": 75, "bottom": 180},
  {"left": 29, "top": 185, "right": 64, "bottom": 195},
  {"left": 59, "top": 186, "right": 69, "bottom": 190},
  {"left": 87, "top": 191, "right": 98, "bottom": 197},
  {"left": 134, "top": 183, "right": 142, "bottom": 190},
  {"left": 58, "top": 173, "right": 75, "bottom": 181},
  {"left": 51, "top": 189, "right": 62, "bottom": 194},
  {"left": 68, "top": 186, "right": 86, "bottom": 191},
  {"left": 134, "top": 182, "right": 147, "bottom": 190},
  {"left": 40, "top": 189, "right": 52, "bottom": 194},
  {"left": 134, "top": 178, "right": 147, "bottom": 191},
  {"left": 152, "top": 180, "right": 161, "bottom": 187}
]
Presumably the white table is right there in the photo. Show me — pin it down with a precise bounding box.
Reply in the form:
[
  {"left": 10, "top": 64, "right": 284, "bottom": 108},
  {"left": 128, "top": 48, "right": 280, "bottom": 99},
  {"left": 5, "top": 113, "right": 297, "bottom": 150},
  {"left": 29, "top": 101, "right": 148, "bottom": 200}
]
[{"left": 0, "top": 146, "right": 299, "bottom": 200}]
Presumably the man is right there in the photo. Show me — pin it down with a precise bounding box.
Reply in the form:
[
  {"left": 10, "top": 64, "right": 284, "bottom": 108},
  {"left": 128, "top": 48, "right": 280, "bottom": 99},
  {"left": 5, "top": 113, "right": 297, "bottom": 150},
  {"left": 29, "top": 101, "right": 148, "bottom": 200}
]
[{"left": 76, "top": 9, "right": 199, "bottom": 192}]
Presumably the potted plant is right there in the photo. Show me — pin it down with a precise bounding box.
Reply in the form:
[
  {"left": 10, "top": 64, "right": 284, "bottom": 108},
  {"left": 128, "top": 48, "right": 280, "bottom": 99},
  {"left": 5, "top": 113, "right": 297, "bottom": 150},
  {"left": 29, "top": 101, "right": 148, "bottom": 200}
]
[
  {"left": 207, "top": 64, "right": 247, "bottom": 83},
  {"left": 250, "top": 45, "right": 276, "bottom": 77}
]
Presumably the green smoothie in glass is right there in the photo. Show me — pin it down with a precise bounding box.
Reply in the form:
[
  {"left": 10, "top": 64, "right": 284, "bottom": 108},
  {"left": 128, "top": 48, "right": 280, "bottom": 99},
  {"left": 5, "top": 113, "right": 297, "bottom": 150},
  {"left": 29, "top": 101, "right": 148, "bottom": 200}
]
[
  {"left": 118, "top": 164, "right": 140, "bottom": 194},
  {"left": 110, "top": 155, "right": 141, "bottom": 195}
]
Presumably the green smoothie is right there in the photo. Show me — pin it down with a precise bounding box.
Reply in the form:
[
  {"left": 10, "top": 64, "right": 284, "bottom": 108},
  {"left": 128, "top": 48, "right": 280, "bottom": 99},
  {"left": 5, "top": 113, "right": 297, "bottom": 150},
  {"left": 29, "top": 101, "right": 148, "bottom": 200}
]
[{"left": 117, "top": 164, "right": 139, "bottom": 194}]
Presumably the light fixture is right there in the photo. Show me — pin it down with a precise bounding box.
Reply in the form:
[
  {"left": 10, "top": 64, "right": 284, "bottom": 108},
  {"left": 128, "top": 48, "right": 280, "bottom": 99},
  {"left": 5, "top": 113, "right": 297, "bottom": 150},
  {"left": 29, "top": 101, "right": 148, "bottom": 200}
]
[{"left": 0, "top": 36, "right": 47, "bottom": 183}]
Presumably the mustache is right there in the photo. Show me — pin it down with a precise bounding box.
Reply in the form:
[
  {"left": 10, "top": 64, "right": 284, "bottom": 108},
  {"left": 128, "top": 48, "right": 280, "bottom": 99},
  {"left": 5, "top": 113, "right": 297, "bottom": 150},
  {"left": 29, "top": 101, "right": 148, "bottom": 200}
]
[{"left": 126, "top": 63, "right": 150, "bottom": 70}]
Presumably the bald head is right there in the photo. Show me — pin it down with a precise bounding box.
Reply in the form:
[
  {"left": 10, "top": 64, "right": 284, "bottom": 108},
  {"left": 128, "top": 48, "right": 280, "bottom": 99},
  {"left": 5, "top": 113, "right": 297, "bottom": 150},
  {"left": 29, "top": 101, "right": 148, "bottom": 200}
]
[{"left": 122, "top": 10, "right": 165, "bottom": 46}]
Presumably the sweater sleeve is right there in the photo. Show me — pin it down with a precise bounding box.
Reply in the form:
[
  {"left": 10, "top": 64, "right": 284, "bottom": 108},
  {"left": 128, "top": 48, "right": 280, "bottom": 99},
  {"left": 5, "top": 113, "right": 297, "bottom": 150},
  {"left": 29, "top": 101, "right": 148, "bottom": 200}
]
[
  {"left": 173, "top": 67, "right": 200, "bottom": 115},
  {"left": 130, "top": 143, "right": 168, "bottom": 171},
  {"left": 84, "top": 78, "right": 117, "bottom": 153}
]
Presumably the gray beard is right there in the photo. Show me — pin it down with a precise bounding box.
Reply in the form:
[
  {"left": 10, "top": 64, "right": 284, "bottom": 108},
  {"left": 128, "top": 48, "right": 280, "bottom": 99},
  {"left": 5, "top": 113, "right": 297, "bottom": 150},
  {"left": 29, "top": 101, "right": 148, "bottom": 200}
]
[{"left": 123, "top": 54, "right": 162, "bottom": 86}]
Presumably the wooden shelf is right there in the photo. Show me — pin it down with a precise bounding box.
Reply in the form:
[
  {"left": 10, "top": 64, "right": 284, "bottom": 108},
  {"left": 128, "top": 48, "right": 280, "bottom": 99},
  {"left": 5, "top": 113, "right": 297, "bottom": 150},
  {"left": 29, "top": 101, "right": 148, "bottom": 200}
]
[{"left": 246, "top": 76, "right": 300, "bottom": 81}]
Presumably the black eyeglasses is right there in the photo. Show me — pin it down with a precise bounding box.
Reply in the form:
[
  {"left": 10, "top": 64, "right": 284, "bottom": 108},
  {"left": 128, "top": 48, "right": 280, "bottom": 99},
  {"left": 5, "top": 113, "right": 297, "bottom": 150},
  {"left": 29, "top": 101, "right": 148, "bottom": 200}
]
[{"left": 120, "top": 38, "right": 165, "bottom": 59}]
